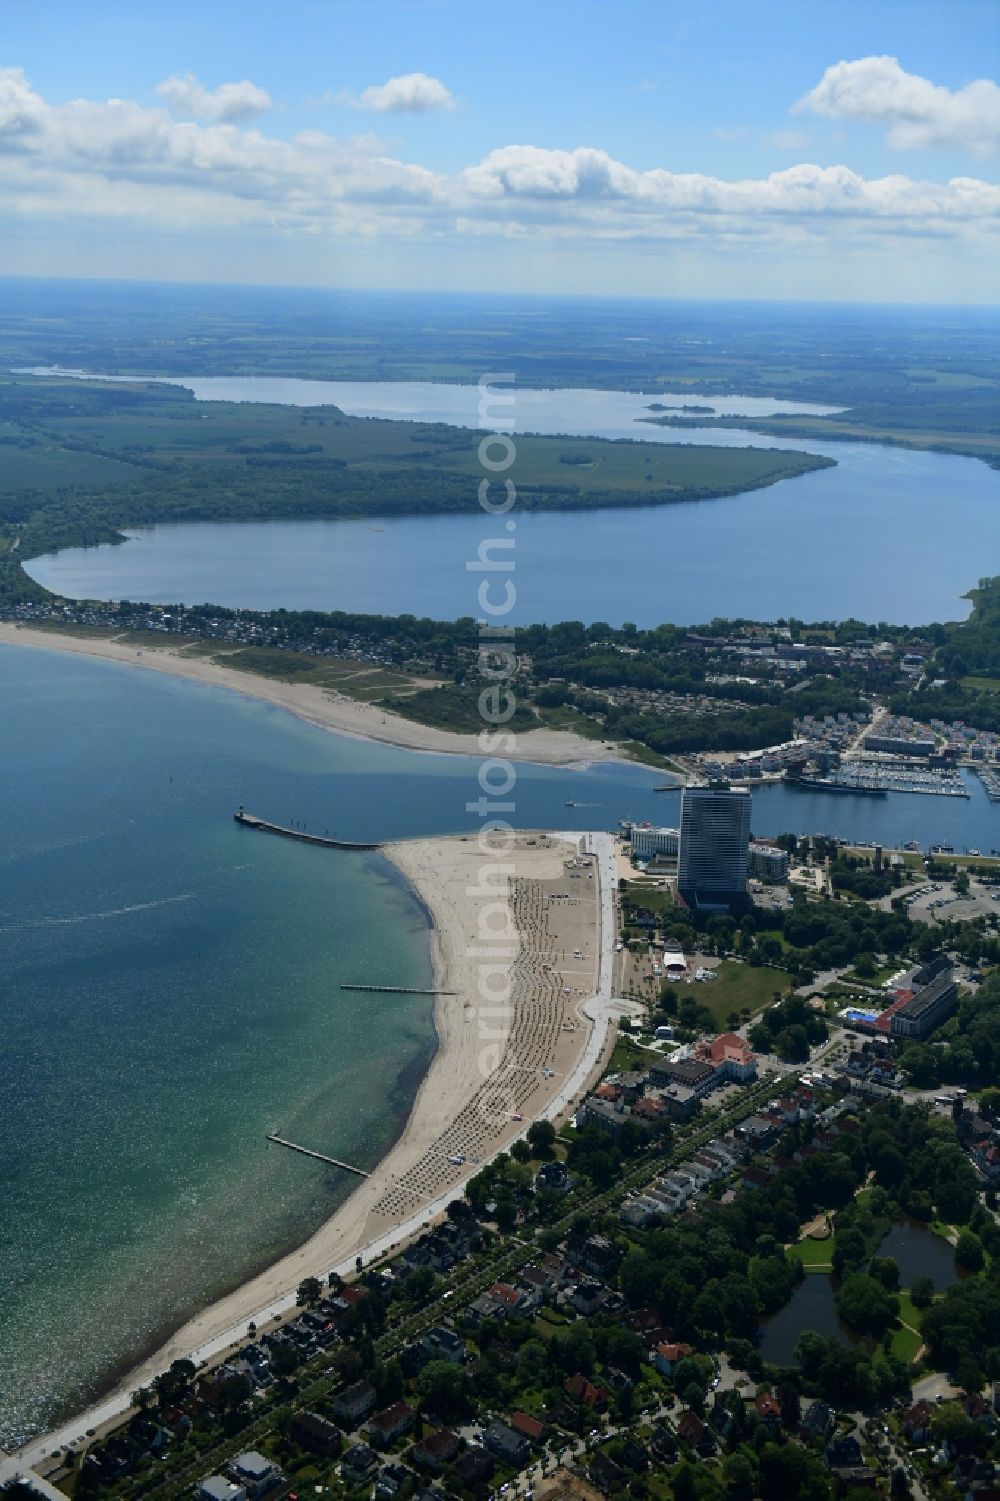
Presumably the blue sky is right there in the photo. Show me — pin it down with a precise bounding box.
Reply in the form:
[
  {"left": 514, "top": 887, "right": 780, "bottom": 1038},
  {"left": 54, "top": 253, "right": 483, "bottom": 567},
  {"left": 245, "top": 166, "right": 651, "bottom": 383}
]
[{"left": 1, "top": 0, "right": 998, "bottom": 300}]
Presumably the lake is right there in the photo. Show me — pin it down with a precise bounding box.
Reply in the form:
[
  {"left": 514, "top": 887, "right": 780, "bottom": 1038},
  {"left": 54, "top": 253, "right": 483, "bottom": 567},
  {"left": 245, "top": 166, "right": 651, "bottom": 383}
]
[{"left": 23, "top": 376, "right": 1000, "bottom": 627}]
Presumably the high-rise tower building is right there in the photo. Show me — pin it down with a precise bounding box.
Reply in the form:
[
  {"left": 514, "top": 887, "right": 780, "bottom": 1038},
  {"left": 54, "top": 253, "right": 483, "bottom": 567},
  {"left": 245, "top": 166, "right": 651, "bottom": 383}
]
[{"left": 677, "top": 786, "right": 751, "bottom": 912}]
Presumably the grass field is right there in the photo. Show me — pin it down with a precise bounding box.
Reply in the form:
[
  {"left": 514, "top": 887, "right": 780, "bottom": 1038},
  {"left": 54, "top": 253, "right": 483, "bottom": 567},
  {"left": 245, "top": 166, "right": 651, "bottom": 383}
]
[
  {"left": 962, "top": 675, "right": 1000, "bottom": 693},
  {"left": 690, "top": 959, "right": 791, "bottom": 1028},
  {"left": 788, "top": 1234, "right": 834, "bottom": 1271},
  {"left": 889, "top": 1289, "right": 934, "bottom": 1363}
]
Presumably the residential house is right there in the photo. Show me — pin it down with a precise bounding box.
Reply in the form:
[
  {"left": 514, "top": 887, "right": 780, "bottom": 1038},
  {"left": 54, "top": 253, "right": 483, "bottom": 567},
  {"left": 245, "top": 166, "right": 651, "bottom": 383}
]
[
  {"left": 579, "top": 1234, "right": 623, "bottom": 1277},
  {"left": 290, "top": 1410, "right": 342, "bottom": 1458},
  {"left": 228, "top": 1452, "right": 286, "bottom": 1500},
  {"left": 825, "top": 1435, "right": 864, "bottom": 1471},
  {"left": 589, "top": 1451, "right": 626, "bottom": 1494},
  {"left": 489, "top": 1280, "right": 539, "bottom": 1317},
  {"left": 676, "top": 1410, "right": 716, "bottom": 1457},
  {"left": 653, "top": 1341, "right": 693, "bottom": 1378},
  {"left": 565, "top": 1372, "right": 609, "bottom": 1409},
  {"left": 464, "top": 1291, "right": 507, "bottom": 1325},
  {"left": 509, "top": 1411, "right": 547, "bottom": 1446},
  {"left": 536, "top": 1160, "right": 572, "bottom": 1193},
  {"left": 341, "top": 1444, "right": 379, "bottom": 1486},
  {"left": 409, "top": 1427, "right": 461, "bottom": 1473},
  {"left": 578, "top": 1096, "right": 627, "bottom": 1138},
  {"left": 754, "top": 1390, "right": 782, "bottom": 1432},
  {"left": 964, "top": 1393, "right": 997, "bottom": 1434},
  {"left": 420, "top": 1325, "right": 465, "bottom": 1364},
  {"left": 571, "top": 1281, "right": 606, "bottom": 1317},
  {"left": 331, "top": 1379, "right": 377, "bottom": 1427},
  {"left": 802, "top": 1400, "right": 833, "bottom": 1441},
  {"left": 373, "top": 1462, "right": 415, "bottom": 1500},
  {"left": 452, "top": 1447, "right": 494, "bottom": 1486},
  {"left": 367, "top": 1402, "right": 417, "bottom": 1449},
  {"left": 657, "top": 1084, "right": 700, "bottom": 1121},
  {"left": 619, "top": 1195, "right": 664, "bottom": 1228},
  {"left": 195, "top": 1480, "right": 245, "bottom": 1501},
  {"left": 650, "top": 1426, "right": 678, "bottom": 1463},
  {"left": 484, "top": 1421, "right": 530, "bottom": 1468},
  {"left": 903, "top": 1400, "right": 934, "bottom": 1444}
]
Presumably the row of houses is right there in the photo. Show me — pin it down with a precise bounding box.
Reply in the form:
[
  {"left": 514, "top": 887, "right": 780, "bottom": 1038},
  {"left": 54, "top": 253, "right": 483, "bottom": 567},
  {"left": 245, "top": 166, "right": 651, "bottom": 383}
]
[{"left": 620, "top": 1085, "right": 856, "bottom": 1228}]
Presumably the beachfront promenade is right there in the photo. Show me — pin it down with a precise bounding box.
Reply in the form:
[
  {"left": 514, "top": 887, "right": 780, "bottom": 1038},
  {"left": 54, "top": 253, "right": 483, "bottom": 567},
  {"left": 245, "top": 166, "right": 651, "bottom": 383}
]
[{"left": 9, "top": 833, "right": 621, "bottom": 1477}]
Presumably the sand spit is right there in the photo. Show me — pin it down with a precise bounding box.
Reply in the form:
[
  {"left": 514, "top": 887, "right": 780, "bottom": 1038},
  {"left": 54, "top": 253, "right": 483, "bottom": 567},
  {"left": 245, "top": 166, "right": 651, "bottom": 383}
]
[{"left": 0, "top": 623, "right": 626, "bottom": 767}]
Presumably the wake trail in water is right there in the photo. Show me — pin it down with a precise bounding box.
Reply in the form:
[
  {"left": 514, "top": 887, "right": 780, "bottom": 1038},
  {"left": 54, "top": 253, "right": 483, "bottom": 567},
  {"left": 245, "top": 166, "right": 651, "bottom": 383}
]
[{"left": 0, "top": 893, "right": 196, "bottom": 930}]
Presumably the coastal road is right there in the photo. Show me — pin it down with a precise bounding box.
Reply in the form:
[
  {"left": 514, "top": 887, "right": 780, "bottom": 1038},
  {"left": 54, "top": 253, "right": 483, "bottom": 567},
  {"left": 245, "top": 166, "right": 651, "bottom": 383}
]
[{"left": 13, "top": 829, "right": 622, "bottom": 1474}]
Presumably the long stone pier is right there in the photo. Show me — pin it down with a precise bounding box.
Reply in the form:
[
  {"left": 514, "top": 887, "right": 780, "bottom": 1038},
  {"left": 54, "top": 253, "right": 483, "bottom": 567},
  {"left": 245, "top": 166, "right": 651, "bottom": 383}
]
[{"left": 234, "top": 808, "right": 379, "bottom": 850}]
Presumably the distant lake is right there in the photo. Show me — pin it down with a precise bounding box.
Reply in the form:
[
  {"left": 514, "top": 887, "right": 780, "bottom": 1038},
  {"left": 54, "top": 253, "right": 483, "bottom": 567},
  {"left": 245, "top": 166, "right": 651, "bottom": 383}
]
[{"left": 22, "top": 376, "right": 1000, "bottom": 626}]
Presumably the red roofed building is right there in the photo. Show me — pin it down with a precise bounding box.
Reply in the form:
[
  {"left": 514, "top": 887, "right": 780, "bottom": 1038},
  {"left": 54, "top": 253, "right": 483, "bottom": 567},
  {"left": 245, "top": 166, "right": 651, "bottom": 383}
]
[
  {"left": 367, "top": 1401, "right": 416, "bottom": 1448},
  {"left": 694, "top": 1033, "right": 757, "bottom": 1083},
  {"left": 653, "top": 1341, "right": 693, "bottom": 1377},
  {"left": 509, "top": 1411, "right": 547, "bottom": 1444},
  {"left": 874, "top": 992, "right": 915, "bottom": 1034},
  {"left": 754, "top": 1390, "right": 782, "bottom": 1429},
  {"left": 565, "top": 1373, "right": 609, "bottom": 1409}
]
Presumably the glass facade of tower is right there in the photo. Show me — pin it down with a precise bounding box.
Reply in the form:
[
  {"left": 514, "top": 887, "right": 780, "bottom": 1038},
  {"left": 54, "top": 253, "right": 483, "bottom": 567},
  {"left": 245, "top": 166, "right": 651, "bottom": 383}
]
[{"left": 677, "top": 787, "right": 752, "bottom": 911}]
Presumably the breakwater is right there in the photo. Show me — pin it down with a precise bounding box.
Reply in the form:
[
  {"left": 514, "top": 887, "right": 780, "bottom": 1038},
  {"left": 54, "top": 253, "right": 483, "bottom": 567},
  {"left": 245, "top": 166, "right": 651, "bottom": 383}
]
[{"left": 234, "top": 808, "right": 379, "bottom": 850}]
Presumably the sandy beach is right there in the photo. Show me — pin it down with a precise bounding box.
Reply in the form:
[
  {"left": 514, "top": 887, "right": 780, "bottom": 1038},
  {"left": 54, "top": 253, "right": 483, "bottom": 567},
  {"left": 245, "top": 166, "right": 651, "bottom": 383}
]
[
  {"left": 15, "top": 829, "right": 617, "bottom": 1464},
  {"left": 0, "top": 623, "right": 625, "bottom": 767}
]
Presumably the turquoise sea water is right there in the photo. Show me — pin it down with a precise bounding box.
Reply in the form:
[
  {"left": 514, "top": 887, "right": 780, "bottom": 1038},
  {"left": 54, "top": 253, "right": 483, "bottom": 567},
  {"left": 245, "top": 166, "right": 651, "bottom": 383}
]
[
  {"left": 2, "top": 643, "right": 999, "bottom": 1443},
  {"left": 0, "top": 648, "right": 442, "bottom": 1444}
]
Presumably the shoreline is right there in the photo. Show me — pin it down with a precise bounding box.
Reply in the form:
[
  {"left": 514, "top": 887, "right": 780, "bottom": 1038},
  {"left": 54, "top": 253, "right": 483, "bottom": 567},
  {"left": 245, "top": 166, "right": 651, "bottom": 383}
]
[
  {"left": 0, "top": 623, "right": 632, "bottom": 769},
  {"left": 12, "top": 829, "right": 619, "bottom": 1470}
]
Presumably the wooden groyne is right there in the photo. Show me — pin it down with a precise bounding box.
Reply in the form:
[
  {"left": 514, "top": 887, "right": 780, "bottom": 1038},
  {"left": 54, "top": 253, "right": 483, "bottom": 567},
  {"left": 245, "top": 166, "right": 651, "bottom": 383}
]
[
  {"left": 266, "top": 1133, "right": 370, "bottom": 1178},
  {"left": 341, "top": 983, "right": 457, "bottom": 996},
  {"left": 234, "top": 808, "right": 379, "bottom": 850}
]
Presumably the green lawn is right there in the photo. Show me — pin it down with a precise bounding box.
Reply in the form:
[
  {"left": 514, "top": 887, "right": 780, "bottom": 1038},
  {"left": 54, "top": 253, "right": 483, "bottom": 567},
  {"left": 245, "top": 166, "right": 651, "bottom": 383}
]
[
  {"left": 889, "top": 1289, "right": 941, "bottom": 1364},
  {"left": 693, "top": 960, "right": 792, "bottom": 1029},
  {"left": 788, "top": 1234, "right": 834, "bottom": 1271}
]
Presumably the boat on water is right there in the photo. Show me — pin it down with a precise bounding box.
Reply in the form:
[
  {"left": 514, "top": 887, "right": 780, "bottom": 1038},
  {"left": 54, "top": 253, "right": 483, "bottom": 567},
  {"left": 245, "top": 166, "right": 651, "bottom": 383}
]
[{"left": 787, "top": 776, "right": 888, "bottom": 797}]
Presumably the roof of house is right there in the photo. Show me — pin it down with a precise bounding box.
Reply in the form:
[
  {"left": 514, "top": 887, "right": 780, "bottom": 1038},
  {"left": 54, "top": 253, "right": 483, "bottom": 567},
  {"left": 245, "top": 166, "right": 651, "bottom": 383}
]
[
  {"left": 231, "top": 1452, "right": 277, "bottom": 1480},
  {"left": 754, "top": 1391, "right": 781, "bottom": 1419},
  {"left": 369, "top": 1402, "right": 415, "bottom": 1433},
  {"left": 413, "top": 1427, "right": 460, "bottom": 1460},
  {"left": 676, "top": 1411, "right": 705, "bottom": 1443},
  {"left": 565, "top": 1372, "right": 609, "bottom": 1406},
  {"left": 655, "top": 1341, "right": 693, "bottom": 1362},
  {"left": 509, "top": 1411, "right": 546, "bottom": 1441}
]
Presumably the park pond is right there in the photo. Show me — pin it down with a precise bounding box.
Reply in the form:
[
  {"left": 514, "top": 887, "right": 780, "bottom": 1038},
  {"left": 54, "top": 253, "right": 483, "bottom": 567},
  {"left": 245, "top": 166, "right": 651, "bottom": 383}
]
[{"left": 760, "top": 1221, "right": 958, "bottom": 1366}]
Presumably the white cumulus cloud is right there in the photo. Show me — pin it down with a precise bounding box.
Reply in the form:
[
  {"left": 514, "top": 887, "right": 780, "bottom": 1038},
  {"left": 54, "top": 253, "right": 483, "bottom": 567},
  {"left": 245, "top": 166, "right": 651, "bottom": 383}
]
[
  {"left": 0, "top": 68, "right": 996, "bottom": 262},
  {"left": 156, "top": 72, "right": 272, "bottom": 123},
  {"left": 797, "top": 55, "right": 1000, "bottom": 156},
  {"left": 343, "top": 72, "right": 455, "bottom": 114}
]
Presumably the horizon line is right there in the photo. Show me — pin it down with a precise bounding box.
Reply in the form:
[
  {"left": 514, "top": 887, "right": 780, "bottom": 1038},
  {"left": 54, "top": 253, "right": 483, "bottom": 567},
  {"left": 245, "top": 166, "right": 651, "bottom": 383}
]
[{"left": 0, "top": 270, "right": 997, "bottom": 313}]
